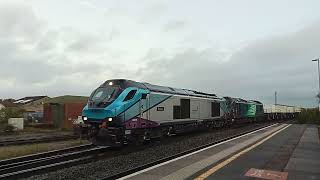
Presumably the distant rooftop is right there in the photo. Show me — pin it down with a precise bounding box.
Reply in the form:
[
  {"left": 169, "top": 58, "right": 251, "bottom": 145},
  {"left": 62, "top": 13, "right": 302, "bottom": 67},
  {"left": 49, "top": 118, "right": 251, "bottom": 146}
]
[
  {"left": 46, "top": 95, "right": 88, "bottom": 104},
  {"left": 14, "top": 96, "right": 48, "bottom": 105}
]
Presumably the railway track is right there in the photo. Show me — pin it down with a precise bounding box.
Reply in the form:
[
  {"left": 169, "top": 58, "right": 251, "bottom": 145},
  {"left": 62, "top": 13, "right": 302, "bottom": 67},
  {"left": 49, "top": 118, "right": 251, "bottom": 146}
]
[
  {"left": 101, "top": 123, "right": 278, "bottom": 180},
  {"left": 0, "top": 134, "right": 78, "bottom": 146},
  {"left": 0, "top": 121, "right": 289, "bottom": 179},
  {"left": 0, "top": 144, "right": 108, "bottom": 180}
]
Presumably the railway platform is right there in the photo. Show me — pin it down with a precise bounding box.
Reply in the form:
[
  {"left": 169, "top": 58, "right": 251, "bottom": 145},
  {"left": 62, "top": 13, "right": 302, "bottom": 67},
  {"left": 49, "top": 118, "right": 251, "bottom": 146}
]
[{"left": 120, "top": 123, "right": 320, "bottom": 180}]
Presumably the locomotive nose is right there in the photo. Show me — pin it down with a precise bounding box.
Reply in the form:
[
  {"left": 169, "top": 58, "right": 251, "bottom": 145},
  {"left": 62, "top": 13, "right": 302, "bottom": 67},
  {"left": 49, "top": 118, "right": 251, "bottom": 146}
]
[{"left": 82, "top": 108, "right": 115, "bottom": 121}]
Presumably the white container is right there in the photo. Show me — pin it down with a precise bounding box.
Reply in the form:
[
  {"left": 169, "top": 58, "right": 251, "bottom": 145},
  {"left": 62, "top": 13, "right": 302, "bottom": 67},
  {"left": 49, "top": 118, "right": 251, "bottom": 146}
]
[
  {"left": 264, "top": 104, "right": 301, "bottom": 113},
  {"left": 264, "top": 105, "right": 273, "bottom": 113},
  {"left": 287, "top": 106, "right": 294, "bottom": 113},
  {"left": 8, "top": 118, "right": 24, "bottom": 130}
]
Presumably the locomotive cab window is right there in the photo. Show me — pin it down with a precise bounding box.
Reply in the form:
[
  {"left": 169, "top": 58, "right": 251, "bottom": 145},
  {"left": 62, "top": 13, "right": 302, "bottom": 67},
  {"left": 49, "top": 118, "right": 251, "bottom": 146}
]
[
  {"left": 123, "top": 90, "right": 137, "bottom": 101},
  {"left": 211, "top": 102, "right": 220, "bottom": 117},
  {"left": 90, "top": 87, "right": 119, "bottom": 102}
]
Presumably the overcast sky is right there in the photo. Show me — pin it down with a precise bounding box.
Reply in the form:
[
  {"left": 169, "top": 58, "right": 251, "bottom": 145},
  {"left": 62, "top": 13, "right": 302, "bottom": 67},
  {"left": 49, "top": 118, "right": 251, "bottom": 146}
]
[{"left": 1, "top": 0, "right": 320, "bottom": 107}]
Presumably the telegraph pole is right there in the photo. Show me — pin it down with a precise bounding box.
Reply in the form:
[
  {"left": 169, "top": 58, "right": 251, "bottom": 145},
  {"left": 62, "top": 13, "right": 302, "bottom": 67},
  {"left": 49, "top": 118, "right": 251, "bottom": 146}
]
[{"left": 312, "top": 58, "right": 320, "bottom": 111}]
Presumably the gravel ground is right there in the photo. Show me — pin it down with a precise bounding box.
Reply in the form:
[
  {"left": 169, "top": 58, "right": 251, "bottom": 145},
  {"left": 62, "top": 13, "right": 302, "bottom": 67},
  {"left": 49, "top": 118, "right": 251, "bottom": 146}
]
[{"left": 26, "top": 122, "right": 274, "bottom": 180}]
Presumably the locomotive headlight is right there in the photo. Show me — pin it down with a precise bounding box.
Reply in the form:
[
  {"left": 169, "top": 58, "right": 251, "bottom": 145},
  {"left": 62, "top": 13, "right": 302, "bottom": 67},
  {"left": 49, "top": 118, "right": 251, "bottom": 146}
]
[
  {"left": 108, "top": 117, "right": 113, "bottom": 122},
  {"left": 83, "top": 116, "right": 88, "bottom": 121}
]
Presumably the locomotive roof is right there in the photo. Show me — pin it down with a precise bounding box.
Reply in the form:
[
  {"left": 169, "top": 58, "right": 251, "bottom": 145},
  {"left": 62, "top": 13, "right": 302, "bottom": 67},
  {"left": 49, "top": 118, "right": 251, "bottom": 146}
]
[
  {"left": 249, "top": 100, "right": 263, "bottom": 104},
  {"left": 223, "top": 96, "right": 262, "bottom": 104},
  {"left": 102, "top": 79, "right": 221, "bottom": 99}
]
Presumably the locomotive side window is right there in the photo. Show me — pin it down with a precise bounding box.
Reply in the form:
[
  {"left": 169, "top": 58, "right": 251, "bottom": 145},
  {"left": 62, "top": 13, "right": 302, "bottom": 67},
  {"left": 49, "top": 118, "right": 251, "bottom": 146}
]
[
  {"left": 180, "top": 99, "right": 190, "bottom": 119},
  {"left": 257, "top": 105, "right": 263, "bottom": 113},
  {"left": 173, "top": 106, "right": 181, "bottom": 119},
  {"left": 124, "top": 90, "right": 137, "bottom": 101},
  {"left": 211, "top": 102, "right": 220, "bottom": 117}
]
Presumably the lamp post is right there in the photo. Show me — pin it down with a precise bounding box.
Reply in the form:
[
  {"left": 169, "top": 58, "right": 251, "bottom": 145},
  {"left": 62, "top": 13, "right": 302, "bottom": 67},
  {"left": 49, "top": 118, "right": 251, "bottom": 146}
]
[
  {"left": 274, "top": 91, "right": 277, "bottom": 105},
  {"left": 312, "top": 58, "right": 320, "bottom": 111}
]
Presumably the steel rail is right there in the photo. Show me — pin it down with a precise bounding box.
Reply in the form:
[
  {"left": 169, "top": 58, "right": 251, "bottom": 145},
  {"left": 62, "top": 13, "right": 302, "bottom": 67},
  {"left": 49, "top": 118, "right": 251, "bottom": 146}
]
[
  {"left": 0, "top": 134, "right": 78, "bottom": 146},
  {"left": 0, "top": 144, "right": 108, "bottom": 179},
  {"left": 0, "top": 144, "right": 94, "bottom": 166}
]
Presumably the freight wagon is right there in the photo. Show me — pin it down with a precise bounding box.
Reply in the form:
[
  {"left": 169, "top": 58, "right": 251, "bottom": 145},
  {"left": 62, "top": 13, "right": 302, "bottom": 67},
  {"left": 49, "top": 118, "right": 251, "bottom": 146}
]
[{"left": 264, "top": 104, "right": 301, "bottom": 120}]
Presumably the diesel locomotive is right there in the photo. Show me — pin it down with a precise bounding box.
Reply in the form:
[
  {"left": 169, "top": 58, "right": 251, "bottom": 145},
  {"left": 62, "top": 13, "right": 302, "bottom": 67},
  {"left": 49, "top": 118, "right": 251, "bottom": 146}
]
[{"left": 81, "top": 79, "right": 293, "bottom": 146}]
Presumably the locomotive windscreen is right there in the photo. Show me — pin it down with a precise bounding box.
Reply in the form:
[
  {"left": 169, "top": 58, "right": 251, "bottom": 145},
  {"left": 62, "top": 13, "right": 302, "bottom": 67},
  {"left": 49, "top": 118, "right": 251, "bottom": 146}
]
[{"left": 90, "top": 87, "right": 120, "bottom": 102}]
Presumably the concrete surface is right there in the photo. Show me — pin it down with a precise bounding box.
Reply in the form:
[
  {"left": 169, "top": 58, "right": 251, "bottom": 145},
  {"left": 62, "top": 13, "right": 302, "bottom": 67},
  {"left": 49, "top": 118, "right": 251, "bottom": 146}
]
[
  {"left": 120, "top": 124, "right": 320, "bottom": 180},
  {"left": 121, "top": 124, "right": 289, "bottom": 180}
]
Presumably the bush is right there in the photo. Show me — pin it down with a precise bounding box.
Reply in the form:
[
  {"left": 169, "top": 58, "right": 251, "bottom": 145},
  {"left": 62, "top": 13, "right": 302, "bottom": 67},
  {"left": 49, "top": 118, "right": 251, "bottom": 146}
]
[
  {"left": 3, "top": 124, "right": 16, "bottom": 133},
  {"left": 297, "top": 108, "right": 320, "bottom": 125},
  {"left": 0, "top": 107, "right": 25, "bottom": 130}
]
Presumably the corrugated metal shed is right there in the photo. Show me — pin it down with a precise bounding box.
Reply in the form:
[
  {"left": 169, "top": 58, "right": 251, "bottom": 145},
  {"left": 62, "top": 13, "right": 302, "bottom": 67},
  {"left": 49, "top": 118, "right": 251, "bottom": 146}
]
[
  {"left": 64, "top": 103, "right": 86, "bottom": 129},
  {"left": 44, "top": 103, "right": 51, "bottom": 124},
  {"left": 51, "top": 104, "right": 64, "bottom": 128},
  {"left": 44, "top": 96, "right": 88, "bottom": 129}
]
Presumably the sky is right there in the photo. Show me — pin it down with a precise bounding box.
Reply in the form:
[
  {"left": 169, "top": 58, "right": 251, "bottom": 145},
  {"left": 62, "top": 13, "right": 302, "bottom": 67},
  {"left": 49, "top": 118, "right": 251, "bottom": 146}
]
[{"left": 0, "top": 0, "right": 320, "bottom": 107}]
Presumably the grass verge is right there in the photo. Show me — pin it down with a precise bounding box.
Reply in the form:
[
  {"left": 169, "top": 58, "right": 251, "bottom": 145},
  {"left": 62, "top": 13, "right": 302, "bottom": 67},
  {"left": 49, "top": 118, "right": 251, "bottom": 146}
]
[{"left": 0, "top": 139, "right": 89, "bottom": 160}]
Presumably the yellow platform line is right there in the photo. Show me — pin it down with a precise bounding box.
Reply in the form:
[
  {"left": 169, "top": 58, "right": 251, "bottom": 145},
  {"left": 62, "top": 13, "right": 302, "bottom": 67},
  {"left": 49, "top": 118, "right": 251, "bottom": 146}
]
[{"left": 194, "top": 124, "right": 291, "bottom": 180}]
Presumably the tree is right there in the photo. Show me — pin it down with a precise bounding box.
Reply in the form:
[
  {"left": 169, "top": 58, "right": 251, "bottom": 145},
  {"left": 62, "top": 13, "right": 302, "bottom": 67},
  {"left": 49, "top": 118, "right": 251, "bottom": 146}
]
[
  {"left": 297, "top": 108, "right": 320, "bottom": 125},
  {"left": 0, "top": 107, "right": 25, "bottom": 129}
]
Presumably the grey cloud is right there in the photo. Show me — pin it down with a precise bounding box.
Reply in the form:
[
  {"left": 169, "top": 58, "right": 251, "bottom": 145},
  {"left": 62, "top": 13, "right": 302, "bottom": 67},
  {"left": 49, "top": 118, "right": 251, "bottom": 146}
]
[
  {"left": 36, "top": 30, "right": 60, "bottom": 52},
  {"left": 0, "top": 1, "right": 319, "bottom": 108},
  {"left": 138, "top": 1, "right": 168, "bottom": 24},
  {"left": 0, "top": 2, "right": 43, "bottom": 42},
  {"left": 139, "top": 22, "right": 320, "bottom": 107},
  {"left": 139, "top": 49, "right": 227, "bottom": 92},
  {"left": 0, "top": 3, "right": 111, "bottom": 98},
  {"left": 66, "top": 33, "right": 105, "bottom": 53},
  {"left": 163, "top": 21, "right": 186, "bottom": 32}
]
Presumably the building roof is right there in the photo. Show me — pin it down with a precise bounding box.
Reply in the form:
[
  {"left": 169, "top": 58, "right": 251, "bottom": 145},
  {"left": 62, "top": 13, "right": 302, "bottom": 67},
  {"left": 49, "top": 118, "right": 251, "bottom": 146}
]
[
  {"left": 0, "top": 99, "right": 17, "bottom": 107},
  {"left": 14, "top": 96, "right": 48, "bottom": 105},
  {"left": 46, "top": 95, "right": 88, "bottom": 104}
]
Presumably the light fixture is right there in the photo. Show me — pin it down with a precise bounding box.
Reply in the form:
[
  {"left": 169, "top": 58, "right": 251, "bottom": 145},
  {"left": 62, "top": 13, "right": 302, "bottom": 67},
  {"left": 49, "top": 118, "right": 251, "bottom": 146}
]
[
  {"left": 83, "top": 116, "right": 88, "bottom": 121},
  {"left": 108, "top": 117, "right": 113, "bottom": 122}
]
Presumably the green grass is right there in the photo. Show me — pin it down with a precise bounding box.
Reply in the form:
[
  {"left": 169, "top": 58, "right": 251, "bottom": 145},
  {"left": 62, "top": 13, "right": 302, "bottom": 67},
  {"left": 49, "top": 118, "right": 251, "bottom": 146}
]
[{"left": 0, "top": 139, "right": 89, "bottom": 160}]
